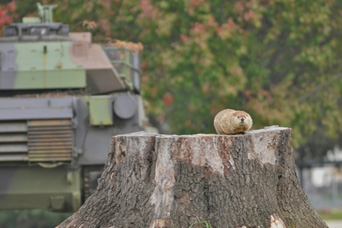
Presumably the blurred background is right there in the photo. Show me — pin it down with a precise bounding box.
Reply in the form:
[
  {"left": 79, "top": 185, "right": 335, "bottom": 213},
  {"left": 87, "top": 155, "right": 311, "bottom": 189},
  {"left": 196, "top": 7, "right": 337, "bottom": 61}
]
[{"left": 1, "top": 0, "right": 342, "bottom": 227}]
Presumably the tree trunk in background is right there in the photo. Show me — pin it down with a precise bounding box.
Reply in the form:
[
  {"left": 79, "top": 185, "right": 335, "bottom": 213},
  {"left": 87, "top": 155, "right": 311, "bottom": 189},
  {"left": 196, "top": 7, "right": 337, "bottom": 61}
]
[{"left": 57, "top": 127, "right": 328, "bottom": 228}]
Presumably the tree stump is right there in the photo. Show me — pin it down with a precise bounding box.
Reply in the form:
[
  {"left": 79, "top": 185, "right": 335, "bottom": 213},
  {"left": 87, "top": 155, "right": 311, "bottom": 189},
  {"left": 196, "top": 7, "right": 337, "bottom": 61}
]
[{"left": 58, "top": 126, "right": 328, "bottom": 228}]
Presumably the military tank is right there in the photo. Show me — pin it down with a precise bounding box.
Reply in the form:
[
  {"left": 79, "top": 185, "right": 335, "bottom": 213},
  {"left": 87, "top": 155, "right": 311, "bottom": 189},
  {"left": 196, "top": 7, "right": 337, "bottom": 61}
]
[{"left": 0, "top": 3, "right": 145, "bottom": 212}]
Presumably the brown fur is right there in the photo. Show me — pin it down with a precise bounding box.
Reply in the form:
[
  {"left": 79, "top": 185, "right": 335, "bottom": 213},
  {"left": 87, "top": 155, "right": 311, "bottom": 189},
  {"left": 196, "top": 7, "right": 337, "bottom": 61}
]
[{"left": 214, "top": 109, "right": 253, "bottom": 135}]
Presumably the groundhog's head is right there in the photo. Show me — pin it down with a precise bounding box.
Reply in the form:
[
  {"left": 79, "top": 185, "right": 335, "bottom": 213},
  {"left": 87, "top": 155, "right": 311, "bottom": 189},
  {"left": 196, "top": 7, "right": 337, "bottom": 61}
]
[{"left": 231, "top": 111, "right": 253, "bottom": 133}]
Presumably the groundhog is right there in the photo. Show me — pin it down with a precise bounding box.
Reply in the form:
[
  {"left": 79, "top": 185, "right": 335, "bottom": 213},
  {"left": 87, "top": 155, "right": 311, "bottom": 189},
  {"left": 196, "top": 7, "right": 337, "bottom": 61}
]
[{"left": 214, "top": 109, "right": 253, "bottom": 134}]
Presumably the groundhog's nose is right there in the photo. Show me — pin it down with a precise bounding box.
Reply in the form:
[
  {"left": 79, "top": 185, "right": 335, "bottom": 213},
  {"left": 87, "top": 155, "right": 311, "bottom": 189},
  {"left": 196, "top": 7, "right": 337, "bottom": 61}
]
[{"left": 241, "top": 118, "right": 244, "bottom": 123}]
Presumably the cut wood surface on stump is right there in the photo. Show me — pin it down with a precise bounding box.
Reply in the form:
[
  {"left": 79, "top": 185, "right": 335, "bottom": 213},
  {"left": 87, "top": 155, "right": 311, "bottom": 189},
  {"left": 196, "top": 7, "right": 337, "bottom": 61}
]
[{"left": 57, "top": 126, "right": 328, "bottom": 228}]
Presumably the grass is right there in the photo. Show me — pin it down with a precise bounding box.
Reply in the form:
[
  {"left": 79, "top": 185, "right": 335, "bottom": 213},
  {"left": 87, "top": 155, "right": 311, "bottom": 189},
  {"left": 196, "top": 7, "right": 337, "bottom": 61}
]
[
  {"left": 318, "top": 210, "right": 342, "bottom": 220},
  {"left": 189, "top": 218, "right": 217, "bottom": 228}
]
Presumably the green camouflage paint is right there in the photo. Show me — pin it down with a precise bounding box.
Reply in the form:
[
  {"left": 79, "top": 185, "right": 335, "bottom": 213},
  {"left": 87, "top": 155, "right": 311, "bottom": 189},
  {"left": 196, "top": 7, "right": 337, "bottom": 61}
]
[{"left": 14, "top": 42, "right": 86, "bottom": 89}]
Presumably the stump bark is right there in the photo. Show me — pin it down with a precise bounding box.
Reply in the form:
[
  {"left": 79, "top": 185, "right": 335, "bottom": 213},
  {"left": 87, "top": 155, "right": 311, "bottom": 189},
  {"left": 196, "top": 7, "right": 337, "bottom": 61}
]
[{"left": 58, "top": 126, "right": 328, "bottom": 228}]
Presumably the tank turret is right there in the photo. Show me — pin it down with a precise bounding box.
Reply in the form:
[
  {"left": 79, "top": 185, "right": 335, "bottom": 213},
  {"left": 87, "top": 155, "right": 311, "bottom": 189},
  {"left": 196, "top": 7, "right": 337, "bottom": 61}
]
[{"left": 0, "top": 3, "right": 140, "bottom": 95}]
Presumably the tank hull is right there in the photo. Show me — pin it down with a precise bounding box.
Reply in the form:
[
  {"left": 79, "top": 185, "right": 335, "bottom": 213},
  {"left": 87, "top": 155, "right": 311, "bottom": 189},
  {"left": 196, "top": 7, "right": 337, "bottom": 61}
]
[
  {"left": 0, "top": 165, "right": 81, "bottom": 212},
  {"left": 0, "top": 93, "right": 144, "bottom": 212}
]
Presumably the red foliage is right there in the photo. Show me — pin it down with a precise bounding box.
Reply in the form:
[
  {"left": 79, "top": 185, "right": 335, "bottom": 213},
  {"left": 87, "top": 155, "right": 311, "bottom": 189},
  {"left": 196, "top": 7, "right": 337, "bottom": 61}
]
[
  {"left": 244, "top": 90, "right": 253, "bottom": 100},
  {"left": 138, "top": 0, "right": 154, "bottom": 19},
  {"left": 244, "top": 10, "right": 255, "bottom": 21},
  {"left": 180, "top": 34, "right": 189, "bottom": 43},
  {"left": 163, "top": 92, "right": 174, "bottom": 106},
  {"left": 199, "top": 58, "right": 205, "bottom": 64},
  {"left": 234, "top": 2, "right": 245, "bottom": 13},
  {"left": 0, "top": 1, "right": 17, "bottom": 28},
  {"left": 7, "top": 1, "right": 17, "bottom": 11},
  {"left": 141, "top": 61, "right": 149, "bottom": 71},
  {"left": 184, "top": 120, "right": 191, "bottom": 127},
  {"left": 190, "top": 0, "right": 205, "bottom": 8},
  {"left": 190, "top": 22, "right": 207, "bottom": 35}
]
